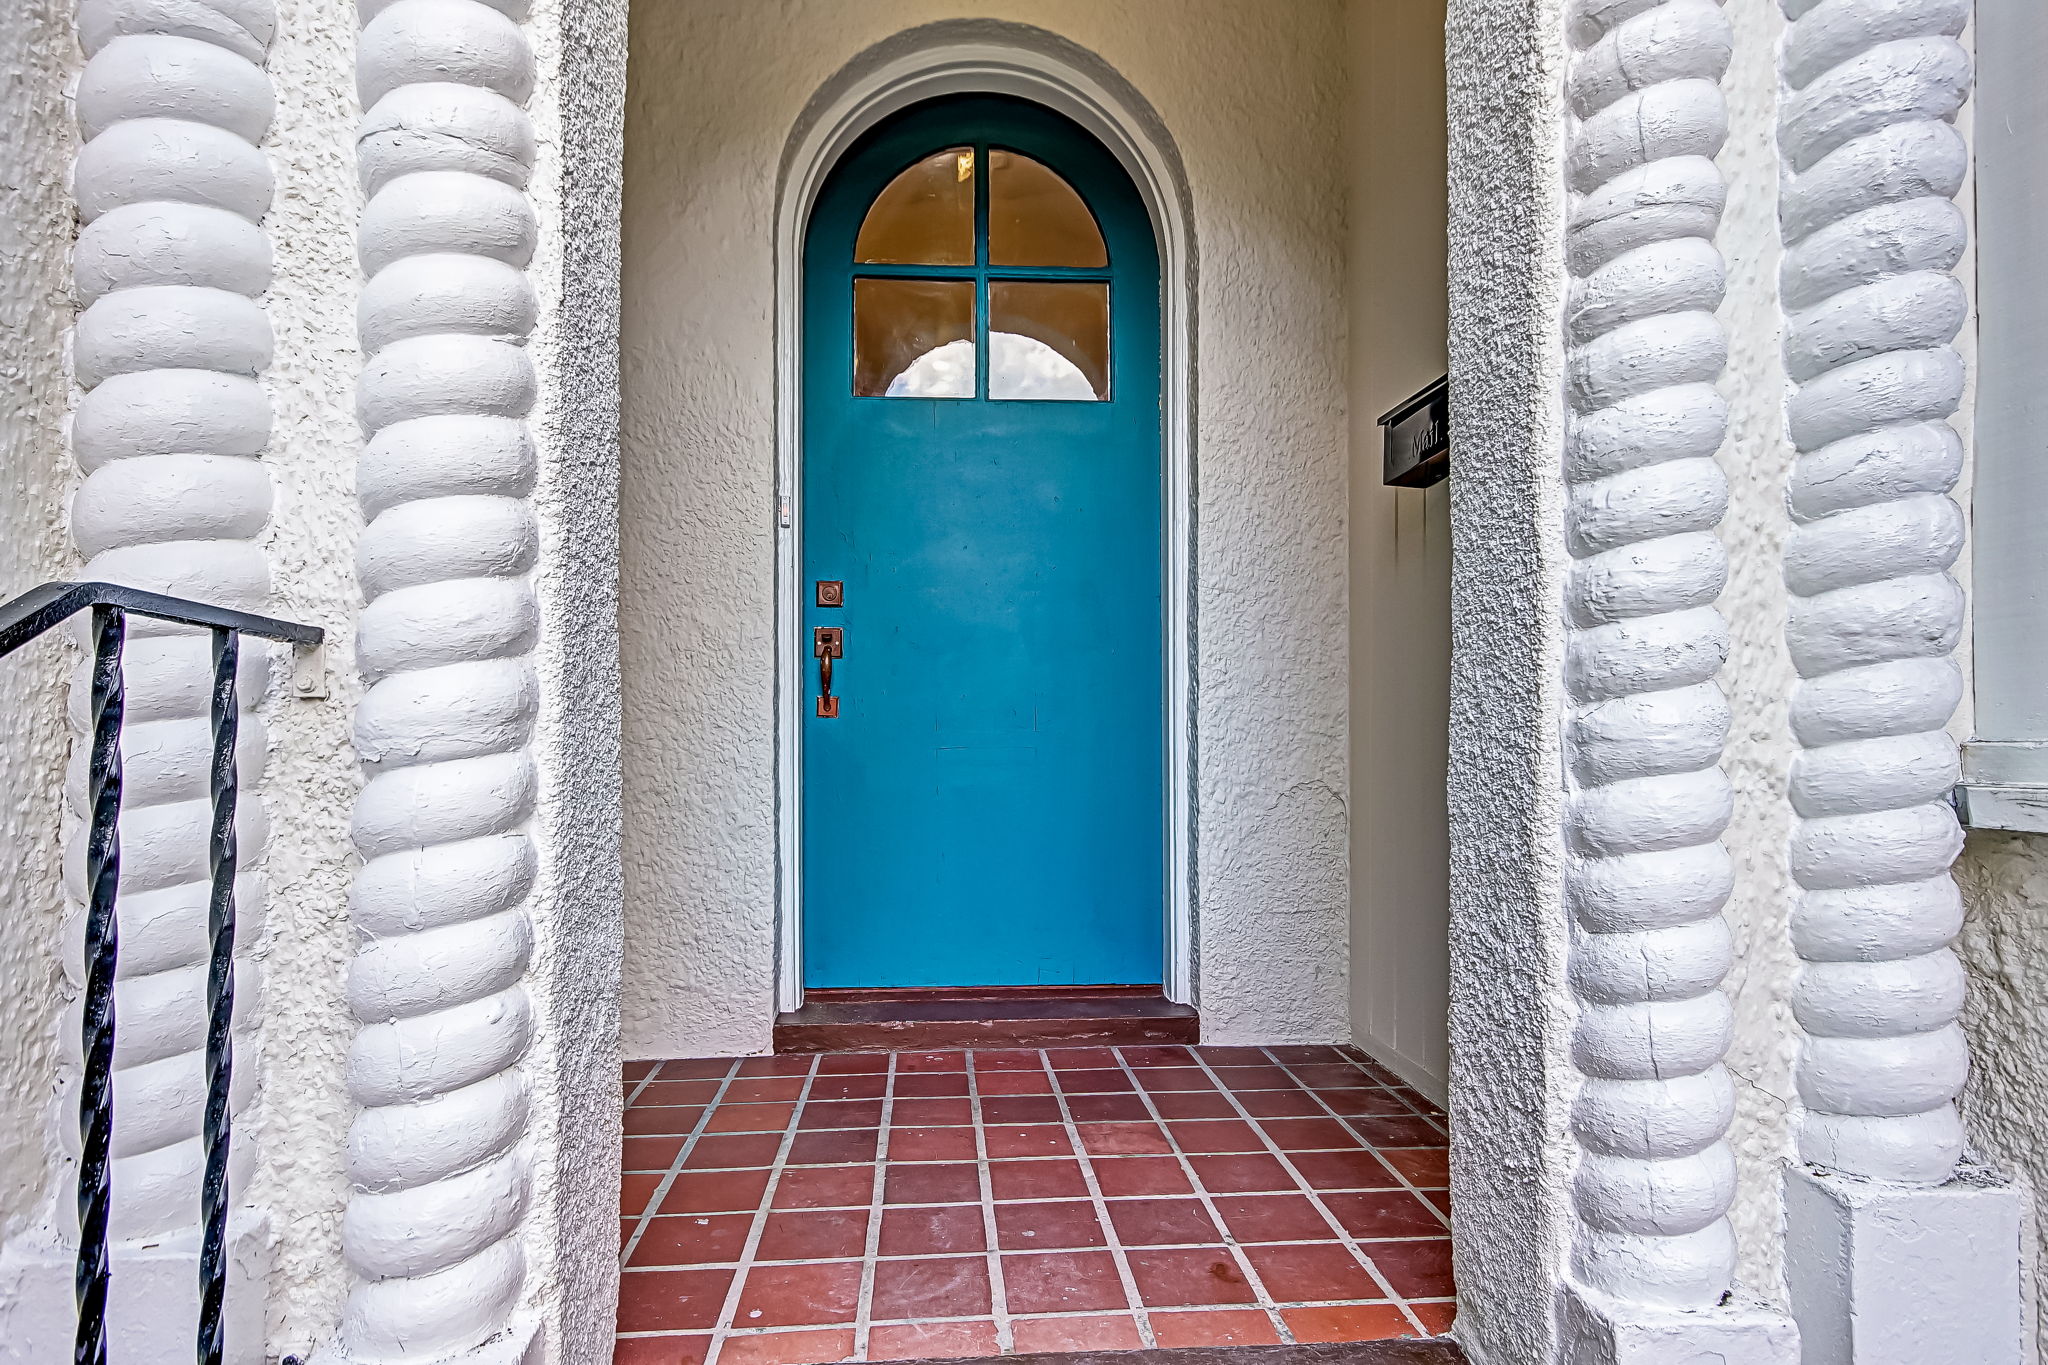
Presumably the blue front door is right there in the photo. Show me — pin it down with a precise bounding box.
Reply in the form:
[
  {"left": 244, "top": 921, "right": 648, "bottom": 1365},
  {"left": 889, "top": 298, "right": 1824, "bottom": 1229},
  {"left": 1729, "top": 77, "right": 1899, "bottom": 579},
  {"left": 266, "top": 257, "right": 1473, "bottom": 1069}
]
[{"left": 801, "top": 96, "right": 1165, "bottom": 989}]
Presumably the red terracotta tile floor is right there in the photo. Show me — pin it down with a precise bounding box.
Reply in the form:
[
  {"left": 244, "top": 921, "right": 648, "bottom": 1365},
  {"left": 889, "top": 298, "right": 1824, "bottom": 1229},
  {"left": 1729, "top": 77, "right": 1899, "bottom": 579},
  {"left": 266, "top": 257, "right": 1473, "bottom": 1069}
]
[{"left": 616, "top": 1045, "right": 1453, "bottom": 1364}]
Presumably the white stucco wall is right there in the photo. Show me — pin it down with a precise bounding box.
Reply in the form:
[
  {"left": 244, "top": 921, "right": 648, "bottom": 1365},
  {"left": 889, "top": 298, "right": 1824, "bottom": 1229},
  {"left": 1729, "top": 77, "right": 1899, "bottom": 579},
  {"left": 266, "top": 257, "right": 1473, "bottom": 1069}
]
[
  {"left": 243, "top": 0, "right": 365, "bottom": 1352},
  {"left": 527, "top": 1, "right": 630, "bottom": 1357},
  {"left": 1441, "top": 0, "right": 1574, "bottom": 1351},
  {"left": 1953, "top": 2, "right": 2043, "bottom": 1334},
  {"left": 1343, "top": 0, "right": 1453, "bottom": 1105},
  {"left": 1957, "top": 832, "right": 2048, "bottom": 1361},
  {"left": 0, "top": 0, "right": 369, "bottom": 1353},
  {"left": 0, "top": 2, "right": 629, "bottom": 1358},
  {"left": 333, "top": 0, "right": 626, "bottom": 1357},
  {"left": 0, "top": 0, "right": 79, "bottom": 1243},
  {"left": 1715, "top": 0, "right": 1801, "bottom": 1310},
  {"left": 1954, "top": 0, "right": 2048, "bottom": 1353},
  {"left": 619, "top": 0, "right": 1351, "bottom": 1057},
  {"left": 1434, "top": 0, "right": 1807, "bottom": 1344}
]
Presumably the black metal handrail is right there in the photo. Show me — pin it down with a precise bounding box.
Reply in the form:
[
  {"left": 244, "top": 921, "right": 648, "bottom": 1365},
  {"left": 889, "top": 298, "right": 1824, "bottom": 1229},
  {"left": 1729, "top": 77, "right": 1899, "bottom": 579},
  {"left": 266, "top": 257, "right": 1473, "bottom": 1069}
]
[{"left": 0, "top": 582, "right": 321, "bottom": 1365}]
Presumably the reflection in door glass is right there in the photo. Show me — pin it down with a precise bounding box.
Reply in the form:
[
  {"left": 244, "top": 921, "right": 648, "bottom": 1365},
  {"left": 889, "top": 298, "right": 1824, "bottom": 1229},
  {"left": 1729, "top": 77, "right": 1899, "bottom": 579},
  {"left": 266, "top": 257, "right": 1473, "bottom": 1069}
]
[
  {"left": 854, "top": 277, "right": 975, "bottom": 397},
  {"left": 989, "top": 281, "right": 1109, "bottom": 400},
  {"left": 855, "top": 147, "right": 975, "bottom": 265},
  {"left": 989, "top": 150, "right": 1109, "bottom": 267}
]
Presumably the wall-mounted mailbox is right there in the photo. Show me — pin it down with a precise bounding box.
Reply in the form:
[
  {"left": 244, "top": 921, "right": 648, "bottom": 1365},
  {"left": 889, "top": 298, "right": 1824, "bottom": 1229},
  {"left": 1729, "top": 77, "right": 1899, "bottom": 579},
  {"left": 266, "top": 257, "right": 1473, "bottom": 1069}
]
[{"left": 1379, "top": 376, "right": 1449, "bottom": 488}]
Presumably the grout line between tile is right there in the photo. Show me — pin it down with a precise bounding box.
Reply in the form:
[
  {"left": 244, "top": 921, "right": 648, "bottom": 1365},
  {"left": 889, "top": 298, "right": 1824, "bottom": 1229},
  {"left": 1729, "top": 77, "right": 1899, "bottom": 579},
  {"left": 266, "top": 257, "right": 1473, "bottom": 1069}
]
[
  {"left": 1206, "top": 1048, "right": 1437, "bottom": 1337},
  {"left": 701, "top": 1054, "right": 824, "bottom": 1365},
  {"left": 1108, "top": 1047, "right": 1296, "bottom": 1344},
  {"left": 1033, "top": 1048, "right": 1157, "bottom": 1349},
  {"left": 622, "top": 1195, "right": 1442, "bottom": 1221},
  {"left": 964, "top": 1052, "right": 1017, "bottom": 1354},
  {"left": 621, "top": 1230, "right": 1447, "bottom": 1273},
  {"left": 634, "top": 1150, "right": 1424, "bottom": 1175},
  {"left": 626, "top": 1080, "right": 1422, "bottom": 1124},
  {"left": 1348, "top": 1062, "right": 1451, "bottom": 1133},
  {"left": 624, "top": 1064, "right": 662, "bottom": 1106},
  {"left": 617, "top": 1291, "right": 1455, "bottom": 1338},
  {"left": 1271, "top": 1053, "right": 1453, "bottom": 1234},
  {"left": 616, "top": 1051, "right": 1453, "bottom": 1358},
  {"left": 851, "top": 1051, "right": 900, "bottom": 1359},
  {"left": 621, "top": 1058, "right": 743, "bottom": 1265},
  {"left": 1328, "top": 1052, "right": 1451, "bottom": 1133}
]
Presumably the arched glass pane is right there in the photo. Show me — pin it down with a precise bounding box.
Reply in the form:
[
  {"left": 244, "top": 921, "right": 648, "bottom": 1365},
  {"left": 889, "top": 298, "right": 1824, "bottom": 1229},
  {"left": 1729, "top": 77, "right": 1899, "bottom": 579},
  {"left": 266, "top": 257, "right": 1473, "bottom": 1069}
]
[
  {"left": 854, "top": 147, "right": 975, "bottom": 265},
  {"left": 854, "top": 278, "right": 974, "bottom": 397},
  {"left": 988, "top": 150, "right": 1108, "bottom": 268},
  {"left": 989, "top": 281, "right": 1108, "bottom": 400}
]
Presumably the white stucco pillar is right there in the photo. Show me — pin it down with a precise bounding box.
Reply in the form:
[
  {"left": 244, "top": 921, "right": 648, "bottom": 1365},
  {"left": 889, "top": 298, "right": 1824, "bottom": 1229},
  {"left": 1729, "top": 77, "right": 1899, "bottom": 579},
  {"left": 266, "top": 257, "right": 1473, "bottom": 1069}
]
[
  {"left": 334, "top": 1, "right": 548, "bottom": 1358},
  {"left": 1775, "top": 0, "right": 2023, "bottom": 1357},
  {"left": 0, "top": 1, "right": 281, "bottom": 1360},
  {"left": 1558, "top": 0, "right": 1742, "bottom": 1309},
  {"left": 1550, "top": 1, "right": 1795, "bottom": 1358},
  {"left": 1447, "top": 0, "right": 1818, "bottom": 1358},
  {"left": 326, "top": 0, "right": 625, "bottom": 1361},
  {"left": 1446, "top": 0, "right": 1791, "bottom": 1355}
]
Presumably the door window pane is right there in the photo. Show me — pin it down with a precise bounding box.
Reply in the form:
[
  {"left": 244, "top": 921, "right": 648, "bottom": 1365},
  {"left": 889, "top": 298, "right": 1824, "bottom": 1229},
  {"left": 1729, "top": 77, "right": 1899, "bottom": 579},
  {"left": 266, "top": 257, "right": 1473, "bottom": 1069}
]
[
  {"left": 855, "top": 147, "right": 975, "bottom": 265},
  {"left": 989, "top": 281, "right": 1109, "bottom": 400},
  {"left": 855, "top": 278, "right": 975, "bottom": 397},
  {"left": 988, "top": 150, "right": 1108, "bottom": 268}
]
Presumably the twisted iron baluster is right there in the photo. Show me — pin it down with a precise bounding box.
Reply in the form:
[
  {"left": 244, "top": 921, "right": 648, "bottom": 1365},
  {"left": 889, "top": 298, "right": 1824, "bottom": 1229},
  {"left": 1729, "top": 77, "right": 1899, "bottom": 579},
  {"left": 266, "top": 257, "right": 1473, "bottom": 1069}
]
[
  {"left": 75, "top": 606, "right": 123, "bottom": 1365},
  {"left": 198, "top": 628, "right": 239, "bottom": 1365}
]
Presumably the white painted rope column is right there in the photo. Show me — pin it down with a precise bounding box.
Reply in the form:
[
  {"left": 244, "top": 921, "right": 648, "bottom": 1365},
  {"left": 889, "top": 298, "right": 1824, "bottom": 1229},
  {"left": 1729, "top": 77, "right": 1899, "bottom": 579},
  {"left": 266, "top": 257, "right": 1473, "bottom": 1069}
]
[
  {"left": 1778, "top": 0, "right": 1972, "bottom": 1185},
  {"left": 1559, "top": 0, "right": 1744, "bottom": 1308},
  {"left": 68, "top": 0, "right": 277, "bottom": 1241},
  {"left": 340, "top": 0, "right": 544, "bottom": 1358}
]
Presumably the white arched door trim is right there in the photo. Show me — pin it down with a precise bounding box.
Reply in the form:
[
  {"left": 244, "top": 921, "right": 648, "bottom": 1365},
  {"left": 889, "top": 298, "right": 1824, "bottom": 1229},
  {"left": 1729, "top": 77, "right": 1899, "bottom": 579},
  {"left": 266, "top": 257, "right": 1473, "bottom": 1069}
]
[{"left": 769, "top": 27, "right": 1198, "bottom": 1009}]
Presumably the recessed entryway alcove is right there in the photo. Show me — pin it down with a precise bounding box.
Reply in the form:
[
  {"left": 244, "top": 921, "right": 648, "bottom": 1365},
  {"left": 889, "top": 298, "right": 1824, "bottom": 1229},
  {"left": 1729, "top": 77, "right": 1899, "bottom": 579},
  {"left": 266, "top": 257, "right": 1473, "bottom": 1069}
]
[
  {"left": 614, "top": 3, "right": 1461, "bottom": 1359},
  {"left": 616, "top": 7, "right": 1435, "bottom": 1064}
]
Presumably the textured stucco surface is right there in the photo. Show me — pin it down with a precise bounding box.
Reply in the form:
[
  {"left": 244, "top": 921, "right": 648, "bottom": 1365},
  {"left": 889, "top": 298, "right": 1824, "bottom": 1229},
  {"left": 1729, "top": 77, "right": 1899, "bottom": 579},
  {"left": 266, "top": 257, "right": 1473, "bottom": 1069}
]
[
  {"left": 1555, "top": 0, "right": 1754, "bottom": 1310},
  {"left": 243, "top": 0, "right": 364, "bottom": 1351},
  {"left": 1715, "top": 0, "right": 1801, "bottom": 1309},
  {"left": 526, "top": 0, "right": 629, "bottom": 1358},
  {"left": 0, "top": 0, "right": 78, "bottom": 1242},
  {"left": 1956, "top": 831, "right": 2048, "bottom": 1360},
  {"left": 1344, "top": 0, "right": 1453, "bottom": 1105},
  {"left": 331, "top": 0, "right": 628, "bottom": 1355},
  {"left": 9, "top": 0, "right": 2027, "bottom": 1356},
  {"left": 1774, "top": 0, "right": 1978, "bottom": 1191},
  {"left": 1441, "top": 0, "right": 1573, "bottom": 1356},
  {"left": 1956, "top": 0, "right": 2048, "bottom": 1353},
  {"left": 620, "top": 1, "right": 1351, "bottom": 1057},
  {"left": 24, "top": 19, "right": 303, "bottom": 1363}
]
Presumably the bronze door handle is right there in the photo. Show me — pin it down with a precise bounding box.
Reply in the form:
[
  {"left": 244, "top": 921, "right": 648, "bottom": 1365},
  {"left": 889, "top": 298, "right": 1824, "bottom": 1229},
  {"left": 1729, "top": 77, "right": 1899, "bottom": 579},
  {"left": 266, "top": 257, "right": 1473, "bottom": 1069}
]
[{"left": 814, "top": 626, "right": 843, "bottom": 717}]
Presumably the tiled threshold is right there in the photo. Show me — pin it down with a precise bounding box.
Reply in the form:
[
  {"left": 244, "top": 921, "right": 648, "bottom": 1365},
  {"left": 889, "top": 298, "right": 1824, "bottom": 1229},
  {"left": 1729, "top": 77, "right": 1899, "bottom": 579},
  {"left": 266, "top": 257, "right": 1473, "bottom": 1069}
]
[
  {"left": 775, "top": 988, "right": 1200, "bottom": 1052},
  {"left": 618, "top": 1045, "right": 1455, "bottom": 1365}
]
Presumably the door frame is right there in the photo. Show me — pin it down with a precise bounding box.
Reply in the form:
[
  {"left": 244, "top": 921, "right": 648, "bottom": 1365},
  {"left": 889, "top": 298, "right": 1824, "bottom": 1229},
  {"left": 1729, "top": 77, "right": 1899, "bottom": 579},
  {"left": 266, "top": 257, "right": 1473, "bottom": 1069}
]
[{"left": 770, "top": 38, "right": 1196, "bottom": 1011}]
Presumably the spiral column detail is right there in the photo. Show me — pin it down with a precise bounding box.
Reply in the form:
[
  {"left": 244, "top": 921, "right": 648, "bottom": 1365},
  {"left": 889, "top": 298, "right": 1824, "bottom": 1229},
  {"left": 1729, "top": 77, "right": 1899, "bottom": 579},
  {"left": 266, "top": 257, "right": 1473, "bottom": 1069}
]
[
  {"left": 340, "top": 0, "right": 544, "bottom": 1357},
  {"left": 1559, "top": 0, "right": 1744, "bottom": 1308},
  {"left": 1777, "top": 0, "right": 1972, "bottom": 1186},
  {"left": 63, "top": 0, "right": 277, "bottom": 1243}
]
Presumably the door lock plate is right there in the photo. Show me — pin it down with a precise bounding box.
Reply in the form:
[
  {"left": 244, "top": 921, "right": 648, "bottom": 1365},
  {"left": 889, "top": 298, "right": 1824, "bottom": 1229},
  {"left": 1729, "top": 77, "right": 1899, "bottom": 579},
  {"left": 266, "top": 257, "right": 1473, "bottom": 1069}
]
[{"left": 816, "top": 580, "right": 844, "bottom": 607}]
